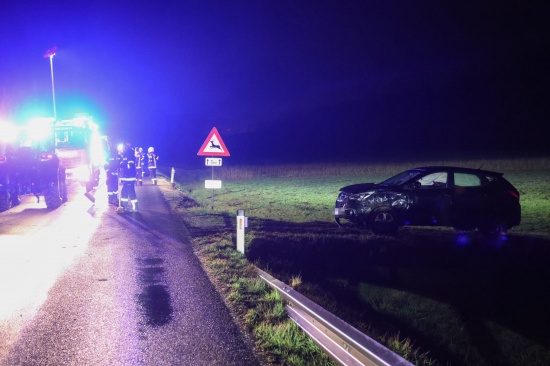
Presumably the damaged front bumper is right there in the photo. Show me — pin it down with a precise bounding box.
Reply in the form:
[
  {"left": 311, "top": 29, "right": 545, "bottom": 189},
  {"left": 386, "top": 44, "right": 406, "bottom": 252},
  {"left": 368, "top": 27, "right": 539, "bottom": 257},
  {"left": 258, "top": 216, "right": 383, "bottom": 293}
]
[{"left": 334, "top": 206, "right": 353, "bottom": 227}]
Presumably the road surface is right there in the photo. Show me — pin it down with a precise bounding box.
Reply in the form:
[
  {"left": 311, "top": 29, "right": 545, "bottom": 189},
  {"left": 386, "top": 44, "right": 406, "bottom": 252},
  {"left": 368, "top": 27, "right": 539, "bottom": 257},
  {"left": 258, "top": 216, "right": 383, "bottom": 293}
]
[{"left": 0, "top": 179, "right": 259, "bottom": 365}]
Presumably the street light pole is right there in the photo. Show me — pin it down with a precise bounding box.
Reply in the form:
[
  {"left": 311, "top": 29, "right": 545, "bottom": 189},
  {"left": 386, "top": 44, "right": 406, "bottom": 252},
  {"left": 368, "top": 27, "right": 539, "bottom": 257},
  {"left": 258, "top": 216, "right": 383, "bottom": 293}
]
[
  {"left": 43, "top": 46, "right": 58, "bottom": 120},
  {"left": 48, "top": 54, "right": 56, "bottom": 121}
]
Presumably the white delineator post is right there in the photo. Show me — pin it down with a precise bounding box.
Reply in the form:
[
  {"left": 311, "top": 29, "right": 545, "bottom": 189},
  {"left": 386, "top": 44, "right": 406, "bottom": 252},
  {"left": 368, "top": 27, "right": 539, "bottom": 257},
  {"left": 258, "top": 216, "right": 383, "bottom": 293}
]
[
  {"left": 236, "top": 209, "right": 246, "bottom": 254},
  {"left": 170, "top": 167, "right": 175, "bottom": 188}
]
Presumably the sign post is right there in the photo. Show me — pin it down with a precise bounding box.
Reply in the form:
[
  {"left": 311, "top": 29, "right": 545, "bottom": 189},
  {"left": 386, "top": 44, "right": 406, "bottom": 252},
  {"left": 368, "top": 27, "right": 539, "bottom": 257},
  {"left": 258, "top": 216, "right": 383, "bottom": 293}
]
[{"left": 198, "top": 127, "right": 230, "bottom": 209}]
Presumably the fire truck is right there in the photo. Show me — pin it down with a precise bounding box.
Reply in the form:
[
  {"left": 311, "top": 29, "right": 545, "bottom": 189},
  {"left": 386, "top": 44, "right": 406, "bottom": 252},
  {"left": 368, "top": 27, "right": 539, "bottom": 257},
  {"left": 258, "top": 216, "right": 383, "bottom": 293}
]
[
  {"left": 0, "top": 114, "right": 106, "bottom": 212},
  {"left": 54, "top": 114, "right": 106, "bottom": 192}
]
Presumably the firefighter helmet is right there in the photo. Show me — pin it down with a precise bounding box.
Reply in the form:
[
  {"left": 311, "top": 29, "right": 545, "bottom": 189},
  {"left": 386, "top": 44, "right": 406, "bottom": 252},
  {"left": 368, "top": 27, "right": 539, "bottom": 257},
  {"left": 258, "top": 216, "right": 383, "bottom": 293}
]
[{"left": 148, "top": 147, "right": 154, "bottom": 153}]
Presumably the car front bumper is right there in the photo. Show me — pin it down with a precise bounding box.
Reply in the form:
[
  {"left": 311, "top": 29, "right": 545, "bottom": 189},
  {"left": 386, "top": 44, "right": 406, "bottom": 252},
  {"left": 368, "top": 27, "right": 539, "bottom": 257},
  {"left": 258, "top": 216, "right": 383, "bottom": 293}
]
[{"left": 334, "top": 206, "right": 362, "bottom": 227}]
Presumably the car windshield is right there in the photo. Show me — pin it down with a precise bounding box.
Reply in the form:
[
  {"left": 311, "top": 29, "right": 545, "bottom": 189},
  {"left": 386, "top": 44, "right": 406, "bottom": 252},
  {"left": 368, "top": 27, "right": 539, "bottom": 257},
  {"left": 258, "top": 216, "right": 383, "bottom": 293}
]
[{"left": 380, "top": 170, "right": 423, "bottom": 186}]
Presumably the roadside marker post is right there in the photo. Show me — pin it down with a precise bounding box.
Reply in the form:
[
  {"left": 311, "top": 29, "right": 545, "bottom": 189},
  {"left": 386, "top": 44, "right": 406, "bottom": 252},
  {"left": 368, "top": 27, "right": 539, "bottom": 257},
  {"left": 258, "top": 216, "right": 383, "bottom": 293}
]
[
  {"left": 170, "top": 167, "right": 175, "bottom": 188},
  {"left": 236, "top": 209, "right": 247, "bottom": 254}
]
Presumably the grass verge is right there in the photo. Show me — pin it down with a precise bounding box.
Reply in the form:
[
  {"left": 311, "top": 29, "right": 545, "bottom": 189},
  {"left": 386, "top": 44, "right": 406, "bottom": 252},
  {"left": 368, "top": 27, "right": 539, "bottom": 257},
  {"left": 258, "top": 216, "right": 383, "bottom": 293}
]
[
  {"left": 158, "top": 185, "right": 336, "bottom": 366},
  {"left": 158, "top": 158, "right": 550, "bottom": 366}
]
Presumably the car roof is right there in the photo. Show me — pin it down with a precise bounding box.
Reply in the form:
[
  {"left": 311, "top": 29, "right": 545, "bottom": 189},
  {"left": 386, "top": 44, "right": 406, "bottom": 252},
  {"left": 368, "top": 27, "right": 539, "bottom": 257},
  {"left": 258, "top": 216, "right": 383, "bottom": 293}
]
[{"left": 411, "top": 166, "right": 504, "bottom": 177}]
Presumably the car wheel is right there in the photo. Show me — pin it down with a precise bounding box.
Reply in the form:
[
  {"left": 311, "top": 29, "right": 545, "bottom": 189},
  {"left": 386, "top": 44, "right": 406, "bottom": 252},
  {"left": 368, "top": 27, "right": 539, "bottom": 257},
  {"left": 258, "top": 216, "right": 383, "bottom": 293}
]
[
  {"left": 478, "top": 220, "right": 507, "bottom": 240},
  {"left": 369, "top": 207, "right": 399, "bottom": 235},
  {"left": 0, "top": 190, "right": 11, "bottom": 212},
  {"left": 11, "top": 192, "right": 21, "bottom": 207}
]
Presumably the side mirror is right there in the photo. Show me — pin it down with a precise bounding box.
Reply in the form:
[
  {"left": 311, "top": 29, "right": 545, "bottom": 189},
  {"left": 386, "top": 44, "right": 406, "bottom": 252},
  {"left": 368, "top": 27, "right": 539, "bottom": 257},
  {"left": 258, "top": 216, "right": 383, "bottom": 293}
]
[{"left": 411, "top": 181, "right": 421, "bottom": 189}]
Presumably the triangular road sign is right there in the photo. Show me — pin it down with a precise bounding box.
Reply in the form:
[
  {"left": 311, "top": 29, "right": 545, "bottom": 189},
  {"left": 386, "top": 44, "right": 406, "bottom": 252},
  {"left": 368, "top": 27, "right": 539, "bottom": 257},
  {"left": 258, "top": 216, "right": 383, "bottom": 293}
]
[{"left": 197, "top": 127, "right": 230, "bottom": 156}]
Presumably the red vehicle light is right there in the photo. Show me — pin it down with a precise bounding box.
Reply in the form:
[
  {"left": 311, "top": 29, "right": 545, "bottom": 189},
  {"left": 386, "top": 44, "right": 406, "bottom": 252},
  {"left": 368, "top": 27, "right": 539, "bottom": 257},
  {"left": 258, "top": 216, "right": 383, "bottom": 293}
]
[
  {"left": 506, "top": 189, "right": 520, "bottom": 199},
  {"left": 0, "top": 155, "right": 6, "bottom": 162}
]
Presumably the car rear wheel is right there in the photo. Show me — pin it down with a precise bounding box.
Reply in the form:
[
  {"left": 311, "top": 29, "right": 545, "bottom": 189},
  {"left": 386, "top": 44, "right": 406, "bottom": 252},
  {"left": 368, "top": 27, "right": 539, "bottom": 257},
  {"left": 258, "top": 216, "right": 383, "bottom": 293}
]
[
  {"left": 11, "top": 192, "right": 21, "bottom": 207},
  {"left": 0, "top": 191, "right": 11, "bottom": 212},
  {"left": 478, "top": 219, "right": 507, "bottom": 240},
  {"left": 369, "top": 207, "right": 399, "bottom": 235}
]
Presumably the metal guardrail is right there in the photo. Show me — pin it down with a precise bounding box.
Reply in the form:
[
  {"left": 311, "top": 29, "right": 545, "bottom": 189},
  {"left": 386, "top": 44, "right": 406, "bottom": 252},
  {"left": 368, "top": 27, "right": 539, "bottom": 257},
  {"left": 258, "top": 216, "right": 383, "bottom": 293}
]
[{"left": 258, "top": 269, "right": 413, "bottom": 366}]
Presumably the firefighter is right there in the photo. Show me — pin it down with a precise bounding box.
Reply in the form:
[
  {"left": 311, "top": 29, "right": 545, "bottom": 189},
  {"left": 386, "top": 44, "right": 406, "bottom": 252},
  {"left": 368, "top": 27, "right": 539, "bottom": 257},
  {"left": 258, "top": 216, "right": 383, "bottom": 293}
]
[
  {"left": 134, "top": 147, "right": 145, "bottom": 185},
  {"left": 118, "top": 143, "right": 138, "bottom": 212},
  {"left": 147, "top": 147, "right": 159, "bottom": 185},
  {"left": 122, "top": 140, "right": 134, "bottom": 160},
  {"left": 104, "top": 145, "right": 119, "bottom": 205}
]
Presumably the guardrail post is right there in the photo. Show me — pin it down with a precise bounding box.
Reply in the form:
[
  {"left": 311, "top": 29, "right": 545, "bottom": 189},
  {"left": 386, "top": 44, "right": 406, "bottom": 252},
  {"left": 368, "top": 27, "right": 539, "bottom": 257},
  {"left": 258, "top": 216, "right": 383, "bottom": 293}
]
[{"left": 236, "top": 209, "right": 246, "bottom": 254}]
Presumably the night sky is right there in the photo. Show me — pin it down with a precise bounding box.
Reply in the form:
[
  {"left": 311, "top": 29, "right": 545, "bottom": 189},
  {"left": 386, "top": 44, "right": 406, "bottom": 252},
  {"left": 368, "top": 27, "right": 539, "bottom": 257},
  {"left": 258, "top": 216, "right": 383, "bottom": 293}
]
[{"left": 1, "top": 1, "right": 548, "bottom": 167}]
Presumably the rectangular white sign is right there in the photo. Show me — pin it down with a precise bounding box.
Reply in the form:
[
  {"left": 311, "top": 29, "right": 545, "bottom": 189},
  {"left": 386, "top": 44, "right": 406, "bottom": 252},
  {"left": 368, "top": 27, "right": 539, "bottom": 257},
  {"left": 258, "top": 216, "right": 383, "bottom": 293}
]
[
  {"left": 205, "top": 158, "right": 222, "bottom": 166},
  {"left": 205, "top": 180, "right": 222, "bottom": 189}
]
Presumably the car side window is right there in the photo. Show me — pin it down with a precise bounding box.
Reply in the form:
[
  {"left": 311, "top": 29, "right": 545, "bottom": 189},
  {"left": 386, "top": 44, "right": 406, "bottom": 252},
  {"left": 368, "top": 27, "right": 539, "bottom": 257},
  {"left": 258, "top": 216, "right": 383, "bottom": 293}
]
[
  {"left": 454, "top": 173, "right": 481, "bottom": 187},
  {"left": 417, "top": 172, "right": 447, "bottom": 188}
]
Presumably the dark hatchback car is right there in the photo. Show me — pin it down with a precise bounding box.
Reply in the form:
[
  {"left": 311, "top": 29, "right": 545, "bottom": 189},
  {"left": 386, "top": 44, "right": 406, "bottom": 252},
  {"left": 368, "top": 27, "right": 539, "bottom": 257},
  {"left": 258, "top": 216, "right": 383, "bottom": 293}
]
[{"left": 334, "top": 166, "right": 521, "bottom": 237}]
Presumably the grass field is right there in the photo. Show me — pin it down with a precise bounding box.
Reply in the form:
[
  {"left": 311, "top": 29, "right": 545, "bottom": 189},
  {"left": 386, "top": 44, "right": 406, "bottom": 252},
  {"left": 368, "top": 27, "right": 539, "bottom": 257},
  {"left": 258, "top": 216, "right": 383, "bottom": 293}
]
[{"left": 160, "top": 158, "right": 550, "bottom": 366}]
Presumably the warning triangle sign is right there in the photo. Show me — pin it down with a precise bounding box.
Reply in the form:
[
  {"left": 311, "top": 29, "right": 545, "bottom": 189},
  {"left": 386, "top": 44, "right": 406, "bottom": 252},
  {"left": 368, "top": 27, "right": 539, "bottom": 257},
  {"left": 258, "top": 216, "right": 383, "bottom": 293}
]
[{"left": 197, "top": 127, "right": 230, "bottom": 156}]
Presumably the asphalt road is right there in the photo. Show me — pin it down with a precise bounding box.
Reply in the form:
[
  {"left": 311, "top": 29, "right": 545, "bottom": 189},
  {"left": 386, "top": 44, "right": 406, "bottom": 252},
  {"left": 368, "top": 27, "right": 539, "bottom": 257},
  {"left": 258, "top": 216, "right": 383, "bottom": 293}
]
[{"left": 0, "top": 179, "right": 259, "bottom": 366}]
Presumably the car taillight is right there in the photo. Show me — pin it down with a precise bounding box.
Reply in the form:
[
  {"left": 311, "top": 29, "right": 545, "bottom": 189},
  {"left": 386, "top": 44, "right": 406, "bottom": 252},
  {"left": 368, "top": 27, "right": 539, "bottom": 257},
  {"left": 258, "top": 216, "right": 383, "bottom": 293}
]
[
  {"left": 40, "top": 153, "right": 55, "bottom": 162},
  {"left": 0, "top": 155, "right": 6, "bottom": 162},
  {"left": 506, "top": 189, "right": 520, "bottom": 199}
]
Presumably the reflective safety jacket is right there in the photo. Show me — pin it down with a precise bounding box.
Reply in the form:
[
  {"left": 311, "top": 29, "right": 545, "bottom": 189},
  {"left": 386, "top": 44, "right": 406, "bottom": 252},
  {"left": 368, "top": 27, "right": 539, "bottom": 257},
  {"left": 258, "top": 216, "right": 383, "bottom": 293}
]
[
  {"left": 147, "top": 152, "right": 158, "bottom": 169},
  {"left": 135, "top": 151, "right": 145, "bottom": 169},
  {"left": 105, "top": 151, "right": 118, "bottom": 176},
  {"left": 119, "top": 154, "right": 137, "bottom": 182}
]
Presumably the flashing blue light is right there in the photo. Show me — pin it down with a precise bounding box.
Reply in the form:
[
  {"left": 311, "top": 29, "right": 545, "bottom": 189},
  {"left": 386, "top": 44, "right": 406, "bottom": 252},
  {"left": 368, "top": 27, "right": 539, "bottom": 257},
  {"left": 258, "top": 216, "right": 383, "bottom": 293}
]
[
  {"left": 456, "top": 234, "right": 470, "bottom": 246},
  {"left": 15, "top": 94, "right": 107, "bottom": 129},
  {"left": 15, "top": 97, "right": 53, "bottom": 123}
]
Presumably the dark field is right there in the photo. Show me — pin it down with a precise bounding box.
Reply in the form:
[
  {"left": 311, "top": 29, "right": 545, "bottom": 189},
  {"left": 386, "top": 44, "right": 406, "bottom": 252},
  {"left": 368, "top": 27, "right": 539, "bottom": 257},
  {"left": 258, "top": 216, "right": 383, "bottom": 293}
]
[
  {"left": 247, "top": 223, "right": 550, "bottom": 365},
  {"left": 162, "top": 162, "right": 550, "bottom": 365}
]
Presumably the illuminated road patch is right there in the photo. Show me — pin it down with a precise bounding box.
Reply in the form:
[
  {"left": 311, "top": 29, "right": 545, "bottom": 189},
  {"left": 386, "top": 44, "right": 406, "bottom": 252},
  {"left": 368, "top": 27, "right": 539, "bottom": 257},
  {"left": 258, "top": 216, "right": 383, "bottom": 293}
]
[{"left": 0, "top": 186, "right": 108, "bottom": 358}]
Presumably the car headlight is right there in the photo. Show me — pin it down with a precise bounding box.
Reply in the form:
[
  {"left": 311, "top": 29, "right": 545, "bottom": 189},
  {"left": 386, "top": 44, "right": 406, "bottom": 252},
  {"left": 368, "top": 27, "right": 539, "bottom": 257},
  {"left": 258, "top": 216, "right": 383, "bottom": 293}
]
[
  {"left": 350, "top": 191, "right": 375, "bottom": 201},
  {"left": 336, "top": 192, "right": 351, "bottom": 203}
]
